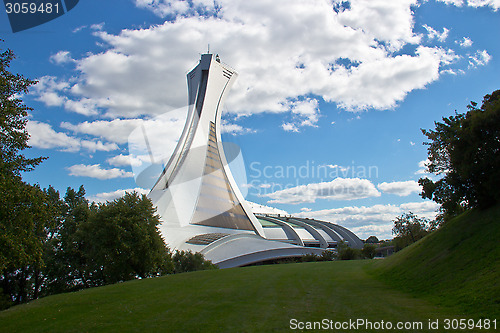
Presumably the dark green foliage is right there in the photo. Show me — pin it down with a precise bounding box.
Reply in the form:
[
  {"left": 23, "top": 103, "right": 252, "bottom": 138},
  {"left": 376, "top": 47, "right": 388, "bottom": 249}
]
[
  {"left": 0, "top": 166, "right": 53, "bottom": 304},
  {"left": 320, "top": 249, "right": 336, "bottom": 261},
  {"left": 361, "top": 244, "right": 376, "bottom": 259},
  {"left": 44, "top": 188, "right": 174, "bottom": 292},
  {"left": 419, "top": 90, "right": 500, "bottom": 221},
  {"left": 172, "top": 250, "right": 217, "bottom": 273},
  {"left": 82, "top": 192, "right": 167, "bottom": 283},
  {"left": 337, "top": 242, "right": 361, "bottom": 260},
  {"left": 0, "top": 42, "right": 44, "bottom": 175},
  {"left": 0, "top": 42, "right": 50, "bottom": 305},
  {"left": 1, "top": 184, "right": 194, "bottom": 308},
  {"left": 365, "top": 236, "right": 379, "bottom": 243},
  {"left": 0, "top": 288, "right": 12, "bottom": 310},
  {"left": 392, "top": 212, "right": 430, "bottom": 251}
]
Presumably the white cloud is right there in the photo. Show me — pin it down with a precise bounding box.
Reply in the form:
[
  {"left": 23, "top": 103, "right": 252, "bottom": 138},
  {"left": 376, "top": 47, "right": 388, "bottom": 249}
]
[
  {"left": 437, "top": 0, "right": 465, "bottom": 5},
  {"left": 458, "top": 37, "right": 473, "bottom": 48},
  {"left": 90, "top": 23, "right": 105, "bottom": 31},
  {"left": 377, "top": 180, "right": 421, "bottom": 196},
  {"left": 295, "top": 201, "right": 439, "bottom": 239},
  {"left": 50, "top": 51, "right": 74, "bottom": 65},
  {"left": 221, "top": 118, "right": 255, "bottom": 135},
  {"left": 265, "top": 178, "right": 381, "bottom": 204},
  {"left": 67, "top": 164, "right": 134, "bottom": 180},
  {"left": 87, "top": 187, "right": 150, "bottom": 203},
  {"left": 32, "top": 76, "right": 99, "bottom": 116},
  {"left": 281, "top": 122, "right": 299, "bottom": 133},
  {"left": 27, "top": 121, "right": 118, "bottom": 152},
  {"left": 423, "top": 24, "right": 449, "bottom": 42},
  {"left": 34, "top": 0, "right": 472, "bottom": 124},
  {"left": 134, "top": 0, "right": 217, "bottom": 17},
  {"left": 281, "top": 98, "right": 320, "bottom": 132},
  {"left": 469, "top": 50, "right": 492, "bottom": 68},
  {"left": 436, "top": 0, "right": 500, "bottom": 10},
  {"left": 61, "top": 107, "right": 186, "bottom": 161},
  {"left": 61, "top": 119, "right": 145, "bottom": 144},
  {"left": 107, "top": 154, "right": 144, "bottom": 167}
]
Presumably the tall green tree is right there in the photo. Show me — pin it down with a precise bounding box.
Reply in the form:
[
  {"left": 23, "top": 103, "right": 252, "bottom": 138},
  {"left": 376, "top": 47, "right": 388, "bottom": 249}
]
[
  {"left": 0, "top": 42, "right": 50, "bottom": 306},
  {"left": 419, "top": 90, "right": 500, "bottom": 221},
  {"left": 392, "top": 212, "right": 430, "bottom": 251},
  {"left": 83, "top": 192, "right": 171, "bottom": 284},
  {"left": 0, "top": 42, "right": 44, "bottom": 175}
]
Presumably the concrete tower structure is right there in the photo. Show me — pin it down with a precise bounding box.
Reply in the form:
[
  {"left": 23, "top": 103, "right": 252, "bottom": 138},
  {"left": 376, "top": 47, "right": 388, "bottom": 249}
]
[{"left": 148, "top": 54, "right": 363, "bottom": 268}]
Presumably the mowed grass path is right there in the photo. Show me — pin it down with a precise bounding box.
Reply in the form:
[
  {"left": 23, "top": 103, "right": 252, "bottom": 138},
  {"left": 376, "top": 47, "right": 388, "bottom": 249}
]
[{"left": 1, "top": 260, "right": 463, "bottom": 332}]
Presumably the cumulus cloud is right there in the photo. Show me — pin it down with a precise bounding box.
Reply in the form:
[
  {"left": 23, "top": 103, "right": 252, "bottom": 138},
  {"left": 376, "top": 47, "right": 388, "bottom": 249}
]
[
  {"left": 423, "top": 24, "right": 449, "bottom": 42},
  {"left": 458, "top": 37, "right": 473, "bottom": 48},
  {"left": 32, "top": 76, "right": 99, "bottom": 116},
  {"left": 67, "top": 164, "right": 134, "bottom": 180},
  {"left": 265, "top": 178, "right": 381, "bottom": 204},
  {"left": 377, "top": 180, "right": 421, "bottom": 196},
  {"left": 50, "top": 51, "right": 74, "bottom": 65},
  {"left": 106, "top": 154, "right": 145, "bottom": 167},
  {"left": 221, "top": 118, "right": 255, "bottom": 135},
  {"left": 87, "top": 187, "right": 150, "bottom": 203},
  {"left": 32, "top": 0, "right": 477, "bottom": 127},
  {"left": 27, "top": 121, "right": 118, "bottom": 152},
  {"left": 295, "top": 201, "right": 440, "bottom": 239},
  {"left": 134, "top": 0, "right": 218, "bottom": 17},
  {"left": 469, "top": 50, "right": 492, "bottom": 68},
  {"left": 436, "top": 0, "right": 500, "bottom": 10},
  {"left": 281, "top": 98, "right": 320, "bottom": 132}
]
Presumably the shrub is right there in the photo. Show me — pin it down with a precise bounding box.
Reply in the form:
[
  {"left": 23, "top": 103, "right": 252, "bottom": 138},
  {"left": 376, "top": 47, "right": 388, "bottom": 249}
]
[
  {"left": 337, "top": 242, "right": 361, "bottom": 260},
  {"left": 361, "top": 244, "right": 377, "bottom": 259},
  {"left": 172, "top": 250, "right": 218, "bottom": 273}
]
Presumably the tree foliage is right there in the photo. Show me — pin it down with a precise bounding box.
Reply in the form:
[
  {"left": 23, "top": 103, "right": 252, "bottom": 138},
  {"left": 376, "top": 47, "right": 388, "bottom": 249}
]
[
  {"left": 0, "top": 42, "right": 50, "bottom": 307},
  {"left": 392, "top": 212, "right": 430, "bottom": 251},
  {"left": 0, "top": 44, "right": 216, "bottom": 308},
  {"left": 419, "top": 90, "right": 500, "bottom": 221},
  {"left": 0, "top": 42, "right": 44, "bottom": 175}
]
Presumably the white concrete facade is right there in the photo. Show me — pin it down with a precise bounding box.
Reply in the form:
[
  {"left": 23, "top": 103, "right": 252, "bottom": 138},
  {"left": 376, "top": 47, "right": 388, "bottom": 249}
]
[{"left": 148, "top": 54, "right": 362, "bottom": 268}]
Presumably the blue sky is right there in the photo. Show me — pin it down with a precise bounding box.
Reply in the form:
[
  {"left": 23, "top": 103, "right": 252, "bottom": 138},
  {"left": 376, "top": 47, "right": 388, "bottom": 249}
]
[{"left": 2, "top": 0, "right": 499, "bottom": 239}]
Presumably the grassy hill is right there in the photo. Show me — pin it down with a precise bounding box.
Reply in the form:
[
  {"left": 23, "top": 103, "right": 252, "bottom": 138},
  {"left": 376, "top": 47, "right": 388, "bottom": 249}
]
[
  {"left": 371, "top": 204, "right": 500, "bottom": 318},
  {"left": 0, "top": 260, "right": 461, "bottom": 332},
  {"left": 1, "top": 205, "right": 498, "bottom": 332}
]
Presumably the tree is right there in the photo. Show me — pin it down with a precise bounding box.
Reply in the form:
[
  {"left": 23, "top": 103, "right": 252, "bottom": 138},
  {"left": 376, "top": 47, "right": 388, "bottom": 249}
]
[
  {"left": 361, "top": 244, "right": 377, "bottom": 259},
  {"left": 172, "top": 250, "right": 216, "bottom": 273},
  {"left": 365, "top": 236, "right": 379, "bottom": 244},
  {"left": 419, "top": 90, "right": 500, "bottom": 221},
  {"left": 0, "top": 43, "right": 50, "bottom": 306},
  {"left": 0, "top": 42, "right": 44, "bottom": 175},
  {"left": 82, "top": 192, "right": 171, "bottom": 284},
  {"left": 336, "top": 241, "right": 361, "bottom": 260},
  {"left": 392, "top": 212, "right": 429, "bottom": 251},
  {"left": 0, "top": 176, "right": 53, "bottom": 304}
]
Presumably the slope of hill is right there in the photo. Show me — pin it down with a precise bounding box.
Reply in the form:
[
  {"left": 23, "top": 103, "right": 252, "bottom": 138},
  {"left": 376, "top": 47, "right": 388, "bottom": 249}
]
[
  {"left": 1, "top": 206, "right": 498, "bottom": 332},
  {"left": 1, "top": 260, "right": 461, "bottom": 332},
  {"left": 371, "top": 204, "right": 500, "bottom": 318}
]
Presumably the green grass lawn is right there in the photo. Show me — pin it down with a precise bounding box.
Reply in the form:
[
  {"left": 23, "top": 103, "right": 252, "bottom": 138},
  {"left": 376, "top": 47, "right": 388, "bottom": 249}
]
[
  {"left": 371, "top": 205, "right": 500, "bottom": 318},
  {"left": 2, "top": 205, "right": 499, "bottom": 332},
  {"left": 0, "top": 260, "right": 467, "bottom": 332}
]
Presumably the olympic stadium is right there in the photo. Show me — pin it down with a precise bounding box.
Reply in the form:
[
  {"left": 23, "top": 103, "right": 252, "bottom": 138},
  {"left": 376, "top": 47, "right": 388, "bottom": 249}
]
[{"left": 147, "top": 53, "right": 363, "bottom": 268}]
